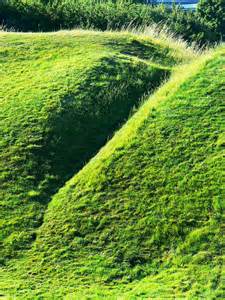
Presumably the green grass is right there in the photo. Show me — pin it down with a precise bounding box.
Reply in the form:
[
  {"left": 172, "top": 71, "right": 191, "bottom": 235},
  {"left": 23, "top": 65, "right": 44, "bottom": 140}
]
[
  {"left": 0, "top": 31, "right": 224, "bottom": 298},
  {"left": 0, "top": 29, "right": 189, "bottom": 264}
]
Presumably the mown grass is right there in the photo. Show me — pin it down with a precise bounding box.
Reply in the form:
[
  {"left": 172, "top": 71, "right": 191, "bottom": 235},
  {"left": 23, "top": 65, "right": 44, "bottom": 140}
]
[
  {"left": 0, "top": 36, "right": 224, "bottom": 298},
  {"left": 0, "top": 29, "right": 190, "bottom": 264}
]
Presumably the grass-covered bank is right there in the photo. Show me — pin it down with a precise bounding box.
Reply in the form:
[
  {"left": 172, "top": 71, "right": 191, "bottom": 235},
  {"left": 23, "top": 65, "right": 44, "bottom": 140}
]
[
  {"left": 1, "top": 35, "right": 224, "bottom": 298},
  {"left": 0, "top": 0, "right": 220, "bottom": 45},
  {"left": 0, "top": 29, "right": 190, "bottom": 264}
]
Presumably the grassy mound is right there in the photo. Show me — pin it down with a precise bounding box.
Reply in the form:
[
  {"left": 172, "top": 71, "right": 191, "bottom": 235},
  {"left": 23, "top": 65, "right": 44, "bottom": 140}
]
[
  {"left": 1, "top": 44, "right": 224, "bottom": 299},
  {"left": 1, "top": 43, "right": 225, "bottom": 299},
  {"left": 0, "top": 29, "right": 188, "bottom": 263}
]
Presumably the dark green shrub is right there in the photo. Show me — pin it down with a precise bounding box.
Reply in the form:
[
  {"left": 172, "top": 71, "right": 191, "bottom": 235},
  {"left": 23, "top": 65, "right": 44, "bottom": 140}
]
[
  {"left": 0, "top": 0, "right": 54, "bottom": 31},
  {"left": 197, "top": 0, "right": 225, "bottom": 40},
  {"left": 0, "top": 0, "right": 221, "bottom": 45},
  {"left": 165, "top": 5, "right": 219, "bottom": 45}
]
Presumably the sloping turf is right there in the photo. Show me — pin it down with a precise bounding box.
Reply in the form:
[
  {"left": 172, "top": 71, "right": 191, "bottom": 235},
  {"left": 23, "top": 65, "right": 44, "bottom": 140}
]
[
  {"left": 1, "top": 41, "right": 224, "bottom": 298},
  {"left": 0, "top": 30, "right": 185, "bottom": 263}
]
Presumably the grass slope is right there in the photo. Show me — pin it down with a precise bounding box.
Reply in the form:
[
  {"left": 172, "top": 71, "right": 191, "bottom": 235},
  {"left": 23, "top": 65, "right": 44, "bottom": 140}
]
[
  {"left": 1, "top": 45, "right": 224, "bottom": 299},
  {"left": 0, "top": 29, "right": 185, "bottom": 263}
]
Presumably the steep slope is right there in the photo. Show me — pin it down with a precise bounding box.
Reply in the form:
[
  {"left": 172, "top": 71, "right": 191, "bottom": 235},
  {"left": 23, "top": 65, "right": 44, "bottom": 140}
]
[
  {"left": 3, "top": 46, "right": 223, "bottom": 299},
  {"left": 0, "top": 30, "right": 183, "bottom": 262}
]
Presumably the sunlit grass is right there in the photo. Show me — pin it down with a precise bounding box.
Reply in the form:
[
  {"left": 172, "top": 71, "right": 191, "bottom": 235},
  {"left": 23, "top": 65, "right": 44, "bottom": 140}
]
[{"left": 0, "top": 28, "right": 224, "bottom": 299}]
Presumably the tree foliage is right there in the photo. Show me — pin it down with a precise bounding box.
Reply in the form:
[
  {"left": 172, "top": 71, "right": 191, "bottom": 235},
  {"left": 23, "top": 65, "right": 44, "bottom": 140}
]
[{"left": 197, "top": 0, "right": 225, "bottom": 40}]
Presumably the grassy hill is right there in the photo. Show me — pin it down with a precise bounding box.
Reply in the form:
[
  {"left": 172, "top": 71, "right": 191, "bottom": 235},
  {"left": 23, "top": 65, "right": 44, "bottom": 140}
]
[
  {"left": 0, "top": 29, "right": 191, "bottom": 264},
  {"left": 0, "top": 30, "right": 224, "bottom": 298}
]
